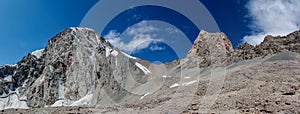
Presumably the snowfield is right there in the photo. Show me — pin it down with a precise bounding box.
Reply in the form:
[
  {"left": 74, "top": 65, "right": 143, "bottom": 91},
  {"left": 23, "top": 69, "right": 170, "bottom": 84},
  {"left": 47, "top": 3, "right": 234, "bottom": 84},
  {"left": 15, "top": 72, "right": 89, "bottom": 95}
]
[{"left": 31, "top": 49, "right": 44, "bottom": 59}]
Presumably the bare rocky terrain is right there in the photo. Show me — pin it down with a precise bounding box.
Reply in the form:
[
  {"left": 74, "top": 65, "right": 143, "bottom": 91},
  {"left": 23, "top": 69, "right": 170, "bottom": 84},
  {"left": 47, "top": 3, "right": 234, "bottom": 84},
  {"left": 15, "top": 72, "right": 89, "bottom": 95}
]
[{"left": 0, "top": 28, "right": 300, "bottom": 114}]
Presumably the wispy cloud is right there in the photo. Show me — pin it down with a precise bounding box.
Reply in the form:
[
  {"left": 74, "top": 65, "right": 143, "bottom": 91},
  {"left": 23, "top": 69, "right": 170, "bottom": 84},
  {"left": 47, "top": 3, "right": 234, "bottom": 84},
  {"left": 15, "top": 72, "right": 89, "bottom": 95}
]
[
  {"left": 243, "top": 0, "right": 300, "bottom": 45},
  {"left": 104, "top": 21, "right": 165, "bottom": 54},
  {"left": 149, "top": 45, "right": 165, "bottom": 51}
]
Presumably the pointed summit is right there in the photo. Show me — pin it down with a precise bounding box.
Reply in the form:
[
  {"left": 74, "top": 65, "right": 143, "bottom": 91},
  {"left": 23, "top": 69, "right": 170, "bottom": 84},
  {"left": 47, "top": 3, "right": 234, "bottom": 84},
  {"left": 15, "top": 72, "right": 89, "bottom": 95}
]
[
  {"left": 186, "top": 30, "right": 233, "bottom": 67},
  {"left": 187, "top": 30, "right": 233, "bottom": 58}
]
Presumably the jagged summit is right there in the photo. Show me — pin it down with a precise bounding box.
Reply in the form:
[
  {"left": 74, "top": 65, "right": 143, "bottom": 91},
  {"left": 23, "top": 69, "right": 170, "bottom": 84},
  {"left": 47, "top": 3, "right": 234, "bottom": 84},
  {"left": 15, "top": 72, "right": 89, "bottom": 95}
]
[
  {"left": 186, "top": 30, "right": 233, "bottom": 67},
  {"left": 186, "top": 30, "right": 233, "bottom": 58},
  {"left": 0, "top": 27, "right": 152, "bottom": 109}
]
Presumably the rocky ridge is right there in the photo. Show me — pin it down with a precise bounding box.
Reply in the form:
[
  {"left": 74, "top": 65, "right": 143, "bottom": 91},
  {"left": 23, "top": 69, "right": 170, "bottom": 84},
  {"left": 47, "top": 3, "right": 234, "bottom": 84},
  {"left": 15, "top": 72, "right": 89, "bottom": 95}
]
[
  {"left": 230, "top": 30, "right": 300, "bottom": 63},
  {"left": 186, "top": 29, "right": 300, "bottom": 67}
]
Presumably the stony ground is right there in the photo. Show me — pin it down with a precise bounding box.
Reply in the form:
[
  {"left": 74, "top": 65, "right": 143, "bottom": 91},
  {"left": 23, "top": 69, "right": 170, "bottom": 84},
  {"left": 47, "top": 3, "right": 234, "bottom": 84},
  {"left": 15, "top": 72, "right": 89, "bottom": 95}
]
[{"left": 1, "top": 51, "right": 300, "bottom": 114}]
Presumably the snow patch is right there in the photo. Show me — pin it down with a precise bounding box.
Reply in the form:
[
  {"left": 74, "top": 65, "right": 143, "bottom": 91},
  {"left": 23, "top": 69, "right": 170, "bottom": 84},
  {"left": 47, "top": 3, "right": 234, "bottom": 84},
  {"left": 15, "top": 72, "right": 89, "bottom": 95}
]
[
  {"left": 0, "top": 94, "right": 28, "bottom": 110},
  {"left": 58, "top": 80, "right": 65, "bottom": 99},
  {"left": 95, "top": 35, "right": 101, "bottom": 45},
  {"left": 18, "top": 88, "right": 28, "bottom": 101},
  {"left": 3, "top": 75, "right": 12, "bottom": 82},
  {"left": 162, "top": 75, "right": 171, "bottom": 78},
  {"left": 140, "top": 92, "right": 150, "bottom": 100},
  {"left": 70, "top": 27, "right": 95, "bottom": 32},
  {"left": 105, "top": 47, "right": 112, "bottom": 57},
  {"left": 34, "top": 75, "right": 45, "bottom": 86},
  {"left": 111, "top": 50, "right": 119, "bottom": 56},
  {"left": 3, "top": 64, "right": 17, "bottom": 67},
  {"left": 170, "top": 83, "right": 180, "bottom": 88},
  {"left": 169, "top": 80, "right": 198, "bottom": 88},
  {"left": 135, "top": 62, "right": 151, "bottom": 75},
  {"left": 51, "top": 100, "right": 67, "bottom": 107},
  {"left": 182, "top": 80, "right": 197, "bottom": 86},
  {"left": 31, "top": 49, "right": 44, "bottom": 59},
  {"left": 120, "top": 51, "right": 137, "bottom": 59},
  {"left": 105, "top": 46, "right": 119, "bottom": 57},
  {"left": 70, "top": 94, "right": 93, "bottom": 106},
  {"left": 19, "top": 95, "right": 27, "bottom": 101}
]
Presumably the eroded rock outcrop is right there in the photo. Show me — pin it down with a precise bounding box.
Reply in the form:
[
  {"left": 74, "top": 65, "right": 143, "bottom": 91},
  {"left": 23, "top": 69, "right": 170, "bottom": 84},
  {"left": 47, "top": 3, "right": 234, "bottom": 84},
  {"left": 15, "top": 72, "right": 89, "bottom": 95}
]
[{"left": 186, "top": 30, "right": 234, "bottom": 67}]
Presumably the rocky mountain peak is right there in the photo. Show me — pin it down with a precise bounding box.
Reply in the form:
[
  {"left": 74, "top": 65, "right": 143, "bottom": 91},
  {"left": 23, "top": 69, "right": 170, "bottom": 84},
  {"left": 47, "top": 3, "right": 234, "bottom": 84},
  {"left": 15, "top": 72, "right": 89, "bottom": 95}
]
[
  {"left": 186, "top": 30, "right": 234, "bottom": 67},
  {"left": 0, "top": 27, "right": 152, "bottom": 108}
]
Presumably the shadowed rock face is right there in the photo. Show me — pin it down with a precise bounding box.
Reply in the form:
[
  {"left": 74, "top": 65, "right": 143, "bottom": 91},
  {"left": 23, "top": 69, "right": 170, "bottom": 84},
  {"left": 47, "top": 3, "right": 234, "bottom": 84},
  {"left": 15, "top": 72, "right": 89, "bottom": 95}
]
[
  {"left": 230, "top": 42, "right": 256, "bottom": 63},
  {"left": 0, "top": 65, "right": 16, "bottom": 78}
]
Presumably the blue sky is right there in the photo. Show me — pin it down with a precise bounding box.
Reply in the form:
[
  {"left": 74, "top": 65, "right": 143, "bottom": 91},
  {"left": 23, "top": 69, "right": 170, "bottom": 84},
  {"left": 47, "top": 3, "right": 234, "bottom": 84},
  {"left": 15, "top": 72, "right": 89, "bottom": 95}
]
[{"left": 0, "top": 0, "right": 299, "bottom": 65}]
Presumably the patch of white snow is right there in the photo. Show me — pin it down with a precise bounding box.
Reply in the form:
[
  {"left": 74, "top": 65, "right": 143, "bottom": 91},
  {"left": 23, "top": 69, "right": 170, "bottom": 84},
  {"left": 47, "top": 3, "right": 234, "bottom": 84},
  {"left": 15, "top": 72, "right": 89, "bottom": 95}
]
[
  {"left": 120, "top": 51, "right": 137, "bottom": 59},
  {"left": 58, "top": 80, "right": 65, "bottom": 99},
  {"left": 70, "top": 94, "right": 93, "bottom": 106},
  {"left": 162, "top": 75, "right": 171, "bottom": 78},
  {"left": 181, "top": 80, "right": 197, "bottom": 86},
  {"left": 51, "top": 100, "right": 66, "bottom": 107},
  {"left": 135, "top": 62, "right": 151, "bottom": 75},
  {"left": 3, "top": 75, "right": 12, "bottom": 82},
  {"left": 0, "top": 94, "right": 28, "bottom": 110},
  {"left": 140, "top": 92, "right": 150, "bottom": 100},
  {"left": 111, "top": 50, "right": 118, "bottom": 56},
  {"left": 169, "top": 80, "right": 198, "bottom": 88},
  {"left": 170, "top": 83, "right": 180, "bottom": 88},
  {"left": 3, "top": 64, "right": 17, "bottom": 67},
  {"left": 106, "top": 47, "right": 112, "bottom": 57},
  {"left": 31, "top": 49, "right": 44, "bottom": 59}
]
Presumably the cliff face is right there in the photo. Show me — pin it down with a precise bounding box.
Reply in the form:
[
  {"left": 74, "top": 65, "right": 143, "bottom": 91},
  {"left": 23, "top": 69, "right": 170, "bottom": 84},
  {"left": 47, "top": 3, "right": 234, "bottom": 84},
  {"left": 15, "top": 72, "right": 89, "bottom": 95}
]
[{"left": 0, "top": 28, "right": 151, "bottom": 108}]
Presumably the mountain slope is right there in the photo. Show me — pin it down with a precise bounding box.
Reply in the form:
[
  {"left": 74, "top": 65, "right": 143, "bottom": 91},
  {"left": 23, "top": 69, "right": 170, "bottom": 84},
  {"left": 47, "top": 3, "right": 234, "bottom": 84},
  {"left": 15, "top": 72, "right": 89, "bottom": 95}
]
[{"left": 0, "top": 28, "right": 300, "bottom": 113}]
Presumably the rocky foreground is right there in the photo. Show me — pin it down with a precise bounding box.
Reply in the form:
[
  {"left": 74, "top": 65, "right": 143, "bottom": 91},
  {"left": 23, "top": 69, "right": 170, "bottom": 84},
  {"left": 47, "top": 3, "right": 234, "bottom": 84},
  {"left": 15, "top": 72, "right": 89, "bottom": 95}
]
[{"left": 0, "top": 28, "right": 300, "bottom": 113}]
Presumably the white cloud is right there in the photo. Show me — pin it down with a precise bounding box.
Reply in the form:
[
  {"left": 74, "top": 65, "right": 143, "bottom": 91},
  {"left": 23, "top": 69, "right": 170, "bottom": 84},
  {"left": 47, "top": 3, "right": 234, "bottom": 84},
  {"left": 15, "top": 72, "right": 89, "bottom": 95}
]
[
  {"left": 127, "top": 21, "right": 159, "bottom": 35},
  {"left": 165, "top": 27, "right": 181, "bottom": 34},
  {"left": 149, "top": 45, "right": 165, "bottom": 51},
  {"left": 104, "top": 21, "right": 164, "bottom": 54},
  {"left": 243, "top": 0, "right": 300, "bottom": 45},
  {"left": 104, "top": 30, "right": 120, "bottom": 40}
]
